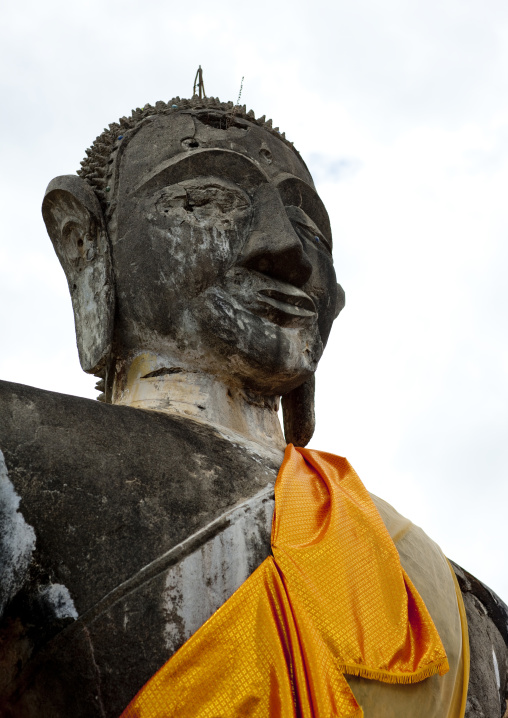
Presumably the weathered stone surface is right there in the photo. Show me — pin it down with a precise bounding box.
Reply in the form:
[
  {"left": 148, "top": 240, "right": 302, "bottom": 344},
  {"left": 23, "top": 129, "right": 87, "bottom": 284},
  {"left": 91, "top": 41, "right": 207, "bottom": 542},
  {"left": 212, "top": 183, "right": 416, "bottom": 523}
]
[
  {"left": 451, "top": 562, "right": 508, "bottom": 717},
  {"left": 0, "top": 450, "right": 35, "bottom": 616},
  {"left": 2, "top": 379, "right": 508, "bottom": 715},
  {"left": 42, "top": 175, "right": 114, "bottom": 374},
  {"left": 1, "top": 94, "right": 507, "bottom": 717},
  {"left": 0, "top": 379, "right": 278, "bottom": 716},
  {"left": 4, "top": 98, "right": 346, "bottom": 715}
]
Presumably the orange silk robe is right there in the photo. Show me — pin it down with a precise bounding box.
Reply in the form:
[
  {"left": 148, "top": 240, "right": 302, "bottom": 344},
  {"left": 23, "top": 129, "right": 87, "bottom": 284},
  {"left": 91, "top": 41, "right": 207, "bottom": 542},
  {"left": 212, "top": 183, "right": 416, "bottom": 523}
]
[{"left": 121, "top": 446, "right": 469, "bottom": 717}]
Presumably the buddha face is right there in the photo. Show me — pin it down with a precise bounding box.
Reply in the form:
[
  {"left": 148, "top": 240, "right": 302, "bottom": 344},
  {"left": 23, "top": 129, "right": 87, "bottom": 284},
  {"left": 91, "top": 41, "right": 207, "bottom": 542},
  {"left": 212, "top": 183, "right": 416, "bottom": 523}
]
[{"left": 106, "top": 111, "right": 342, "bottom": 395}]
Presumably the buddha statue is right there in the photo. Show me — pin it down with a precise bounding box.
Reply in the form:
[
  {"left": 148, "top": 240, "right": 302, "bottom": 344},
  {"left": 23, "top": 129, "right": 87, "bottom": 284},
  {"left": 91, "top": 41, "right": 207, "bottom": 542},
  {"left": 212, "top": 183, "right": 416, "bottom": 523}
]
[{"left": 0, "top": 93, "right": 507, "bottom": 717}]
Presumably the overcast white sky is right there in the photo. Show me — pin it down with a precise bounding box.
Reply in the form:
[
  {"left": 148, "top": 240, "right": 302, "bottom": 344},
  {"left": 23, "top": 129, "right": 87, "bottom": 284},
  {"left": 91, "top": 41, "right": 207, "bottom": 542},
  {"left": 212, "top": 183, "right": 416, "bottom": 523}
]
[{"left": 1, "top": 0, "right": 507, "bottom": 599}]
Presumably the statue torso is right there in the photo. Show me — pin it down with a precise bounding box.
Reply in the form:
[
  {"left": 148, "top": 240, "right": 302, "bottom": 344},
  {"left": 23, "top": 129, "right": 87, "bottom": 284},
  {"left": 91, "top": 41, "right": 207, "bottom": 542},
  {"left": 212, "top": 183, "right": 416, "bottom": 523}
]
[{"left": 1, "top": 380, "right": 507, "bottom": 717}]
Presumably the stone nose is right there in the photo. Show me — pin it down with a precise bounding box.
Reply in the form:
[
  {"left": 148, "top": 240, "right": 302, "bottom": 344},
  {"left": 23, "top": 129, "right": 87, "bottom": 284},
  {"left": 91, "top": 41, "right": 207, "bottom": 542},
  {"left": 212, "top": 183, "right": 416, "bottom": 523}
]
[{"left": 239, "top": 184, "right": 313, "bottom": 287}]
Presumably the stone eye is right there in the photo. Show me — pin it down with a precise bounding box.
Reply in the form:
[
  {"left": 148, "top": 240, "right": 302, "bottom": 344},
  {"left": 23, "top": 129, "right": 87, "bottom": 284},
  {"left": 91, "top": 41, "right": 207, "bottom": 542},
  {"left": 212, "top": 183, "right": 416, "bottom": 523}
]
[
  {"left": 291, "top": 220, "right": 331, "bottom": 255},
  {"left": 155, "top": 188, "right": 188, "bottom": 215}
]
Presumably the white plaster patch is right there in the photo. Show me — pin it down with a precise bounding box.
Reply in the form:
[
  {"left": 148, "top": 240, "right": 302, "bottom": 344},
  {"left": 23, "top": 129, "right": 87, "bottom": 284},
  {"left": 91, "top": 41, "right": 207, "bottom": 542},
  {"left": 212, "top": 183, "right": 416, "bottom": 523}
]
[
  {"left": 492, "top": 647, "right": 500, "bottom": 689},
  {"left": 0, "top": 449, "right": 36, "bottom": 615},
  {"left": 162, "top": 490, "right": 274, "bottom": 653},
  {"left": 38, "top": 583, "right": 78, "bottom": 620}
]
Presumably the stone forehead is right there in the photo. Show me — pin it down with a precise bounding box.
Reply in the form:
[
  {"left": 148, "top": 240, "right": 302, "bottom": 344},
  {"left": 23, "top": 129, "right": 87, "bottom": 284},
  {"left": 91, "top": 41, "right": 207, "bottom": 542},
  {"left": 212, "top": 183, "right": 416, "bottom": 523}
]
[
  {"left": 117, "top": 112, "right": 315, "bottom": 196},
  {"left": 77, "top": 99, "right": 315, "bottom": 219}
]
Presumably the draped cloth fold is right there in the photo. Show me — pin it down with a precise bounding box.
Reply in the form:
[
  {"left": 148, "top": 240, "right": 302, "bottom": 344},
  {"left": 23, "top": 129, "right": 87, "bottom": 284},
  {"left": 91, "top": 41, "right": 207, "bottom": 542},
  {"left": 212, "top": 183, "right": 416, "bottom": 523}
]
[{"left": 120, "top": 446, "right": 452, "bottom": 718}]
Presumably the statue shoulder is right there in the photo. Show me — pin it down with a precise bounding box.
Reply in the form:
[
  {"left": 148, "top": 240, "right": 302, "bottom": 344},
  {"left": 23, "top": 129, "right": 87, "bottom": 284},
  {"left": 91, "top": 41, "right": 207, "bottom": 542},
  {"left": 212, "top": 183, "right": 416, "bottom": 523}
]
[
  {"left": 450, "top": 560, "right": 508, "bottom": 717},
  {"left": 0, "top": 379, "right": 279, "bottom": 715},
  {"left": 0, "top": 378, "right": 278, "bottom": 607}
]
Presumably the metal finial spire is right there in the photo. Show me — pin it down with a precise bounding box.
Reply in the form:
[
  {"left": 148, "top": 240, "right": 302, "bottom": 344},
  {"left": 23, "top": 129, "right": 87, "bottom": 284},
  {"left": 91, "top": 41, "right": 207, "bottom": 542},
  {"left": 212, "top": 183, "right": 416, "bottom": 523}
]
[
  {"left": 236, "top": 76, "right": 244, "bottom": 105},
  {"left": 193, "top": 66, "right": 206, "bottom": 99}
]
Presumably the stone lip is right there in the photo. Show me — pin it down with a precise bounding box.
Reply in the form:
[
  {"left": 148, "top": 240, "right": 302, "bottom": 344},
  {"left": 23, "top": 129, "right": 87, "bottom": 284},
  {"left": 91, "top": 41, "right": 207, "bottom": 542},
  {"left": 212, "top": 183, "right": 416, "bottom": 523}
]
[{"left": 0, "top": 379, "right": 280, "bottom": 716}]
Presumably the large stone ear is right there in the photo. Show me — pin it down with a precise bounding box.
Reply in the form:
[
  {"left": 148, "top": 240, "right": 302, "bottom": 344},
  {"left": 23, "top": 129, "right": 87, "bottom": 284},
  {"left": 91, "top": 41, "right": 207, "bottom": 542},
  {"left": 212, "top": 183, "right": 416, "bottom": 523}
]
[
  {"left": 42, "top": 176, "right": 114, "bottom": 374},
  {"left": 282, "top": 375, "right": 315, "bottom": 447}
]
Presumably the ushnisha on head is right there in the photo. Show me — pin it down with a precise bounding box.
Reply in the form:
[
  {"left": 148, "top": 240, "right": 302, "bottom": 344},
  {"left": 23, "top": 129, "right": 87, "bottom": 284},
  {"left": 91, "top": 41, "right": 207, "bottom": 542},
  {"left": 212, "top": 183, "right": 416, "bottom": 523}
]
[{"left": 42, "top": 95, "right": 345, "bottom": 447}]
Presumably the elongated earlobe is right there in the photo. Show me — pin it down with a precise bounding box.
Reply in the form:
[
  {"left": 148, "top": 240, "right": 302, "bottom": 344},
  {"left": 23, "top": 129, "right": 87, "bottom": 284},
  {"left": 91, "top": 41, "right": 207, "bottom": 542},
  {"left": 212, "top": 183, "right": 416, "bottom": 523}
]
[
  {"left": 42, "top": 175, "right": 114, "bottom": 374},
  {"left": 282, "top": 375, "right": 315, "bottom": 447}
]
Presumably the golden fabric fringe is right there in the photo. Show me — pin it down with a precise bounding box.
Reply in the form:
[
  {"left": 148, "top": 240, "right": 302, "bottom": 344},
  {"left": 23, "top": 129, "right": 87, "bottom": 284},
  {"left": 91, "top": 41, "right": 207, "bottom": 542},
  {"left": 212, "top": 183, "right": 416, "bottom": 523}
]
[
  {"left": 120, "top": 446, "right": 449, "bottom": 718},
  {"left": 339, "top": 657, "right": 450, "bottom": 684}
]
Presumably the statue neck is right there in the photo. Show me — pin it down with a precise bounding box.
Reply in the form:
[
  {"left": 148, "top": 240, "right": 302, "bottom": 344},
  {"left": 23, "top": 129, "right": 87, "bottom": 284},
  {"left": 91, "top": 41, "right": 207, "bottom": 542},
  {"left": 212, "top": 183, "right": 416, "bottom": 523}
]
[{"left": 110, "top": 352, "right": 286, "bottom": 462}]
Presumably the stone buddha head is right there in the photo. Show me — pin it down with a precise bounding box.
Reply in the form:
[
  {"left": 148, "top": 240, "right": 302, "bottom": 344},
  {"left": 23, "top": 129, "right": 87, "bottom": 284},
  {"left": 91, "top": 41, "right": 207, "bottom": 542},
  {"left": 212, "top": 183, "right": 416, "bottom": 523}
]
[{"left": 42, "top": 97, "right": 345, "bottom": 446}]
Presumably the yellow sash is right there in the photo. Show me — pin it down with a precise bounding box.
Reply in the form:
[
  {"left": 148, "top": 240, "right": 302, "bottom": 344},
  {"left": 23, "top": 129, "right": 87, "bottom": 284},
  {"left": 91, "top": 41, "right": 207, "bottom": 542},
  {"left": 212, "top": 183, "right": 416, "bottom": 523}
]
[{"left": 120, "top": 446, "right": 451, "bottom": 717}]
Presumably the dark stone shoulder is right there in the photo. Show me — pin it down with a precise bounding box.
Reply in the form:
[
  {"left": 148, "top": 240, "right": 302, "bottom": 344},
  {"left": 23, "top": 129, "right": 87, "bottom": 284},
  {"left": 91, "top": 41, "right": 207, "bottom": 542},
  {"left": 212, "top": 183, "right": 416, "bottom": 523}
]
[
  {"left": 0, "top": 379, "right": 279, "bottom": 615},
  {"left": 0, "top": 380, "right": 280, "bottom": 716},
  {"left": 451, "top": 560, "right": 508, "bottom": 647},
  {"left": 450, "top": 560, "right": 508, "bottom": 717}
]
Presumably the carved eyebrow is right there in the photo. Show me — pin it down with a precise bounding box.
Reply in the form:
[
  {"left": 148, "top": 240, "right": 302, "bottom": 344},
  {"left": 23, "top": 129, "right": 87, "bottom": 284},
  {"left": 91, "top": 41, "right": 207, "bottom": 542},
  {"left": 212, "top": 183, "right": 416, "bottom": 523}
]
[
  {"left": 274, "top": 174, "right": 332, "bottom": 247},
  {"left": 133, "top": 148, "right": 269, "bottom": 197}
]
